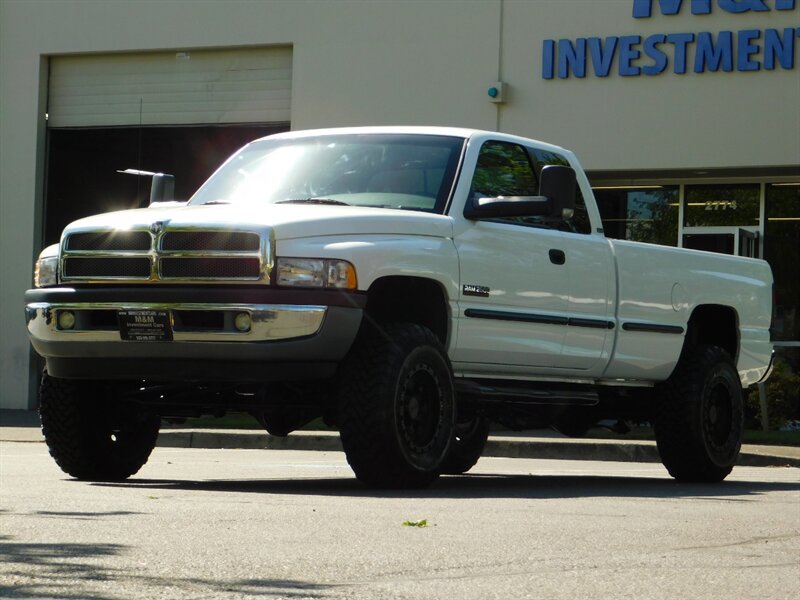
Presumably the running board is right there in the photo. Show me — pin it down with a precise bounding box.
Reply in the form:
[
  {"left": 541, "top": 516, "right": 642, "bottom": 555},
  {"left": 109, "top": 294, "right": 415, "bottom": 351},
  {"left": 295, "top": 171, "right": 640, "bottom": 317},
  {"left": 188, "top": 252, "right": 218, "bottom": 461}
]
[{"left": 455, "top": 379, "right": 599, "bottom": 406}]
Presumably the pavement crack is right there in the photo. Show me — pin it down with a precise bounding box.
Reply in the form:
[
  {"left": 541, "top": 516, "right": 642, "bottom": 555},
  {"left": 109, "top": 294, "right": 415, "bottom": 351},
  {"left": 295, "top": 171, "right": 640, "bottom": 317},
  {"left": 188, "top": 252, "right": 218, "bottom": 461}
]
[{"left": 673, "top": 533, "right": 799, "bottom": 551}]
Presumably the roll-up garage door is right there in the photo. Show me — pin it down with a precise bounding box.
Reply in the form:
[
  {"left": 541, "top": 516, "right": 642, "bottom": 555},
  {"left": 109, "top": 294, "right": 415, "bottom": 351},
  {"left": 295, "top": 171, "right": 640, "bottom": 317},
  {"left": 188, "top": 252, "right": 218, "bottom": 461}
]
[{"left": 48, "top": 46, "right": 292, "bottom": 128}]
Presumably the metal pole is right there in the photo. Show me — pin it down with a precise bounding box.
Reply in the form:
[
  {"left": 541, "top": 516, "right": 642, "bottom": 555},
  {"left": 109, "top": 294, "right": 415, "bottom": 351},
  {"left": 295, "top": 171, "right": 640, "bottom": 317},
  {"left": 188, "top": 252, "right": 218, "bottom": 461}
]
[{"left": 758, "top": 382, "right": 769, "bottom": 432}]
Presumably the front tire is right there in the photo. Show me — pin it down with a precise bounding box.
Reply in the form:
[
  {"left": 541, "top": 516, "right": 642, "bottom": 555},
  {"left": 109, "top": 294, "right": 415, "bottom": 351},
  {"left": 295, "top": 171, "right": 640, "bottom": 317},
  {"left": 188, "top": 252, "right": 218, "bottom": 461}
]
[
  {"left": 338, "top": 323, "right": 455, "bottom": 488},
  {"left": 654, "top": 345, "right": 743, "bottom": 482},
  {"left": 39, "top": 373, "right": 160, "bottom": 481},
  {"left": 440, "top": 415, "right": 489, "bottom": 475}
]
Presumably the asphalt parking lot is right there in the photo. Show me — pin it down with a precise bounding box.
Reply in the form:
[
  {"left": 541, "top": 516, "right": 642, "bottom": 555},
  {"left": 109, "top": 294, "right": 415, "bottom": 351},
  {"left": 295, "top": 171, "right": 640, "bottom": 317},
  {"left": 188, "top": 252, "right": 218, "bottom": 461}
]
[{"left": 1, "top": 441, "right": 798, "bottom": 600}]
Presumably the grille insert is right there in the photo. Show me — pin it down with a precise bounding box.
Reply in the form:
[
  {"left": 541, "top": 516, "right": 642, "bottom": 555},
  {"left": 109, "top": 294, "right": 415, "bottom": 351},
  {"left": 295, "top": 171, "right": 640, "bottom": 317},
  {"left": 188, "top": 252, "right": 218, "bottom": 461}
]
[
  {"left": 161, "top": 231, "right": 260, "bottom": 252},
  {"left": 66, "top": 231, "right": 152, "bottom": 251},
  {"left": 160, "top": 257, "right": 261, "bottom": 279},
  {"left": 63, "top": 257, "right": 152, "bottom": 279}
]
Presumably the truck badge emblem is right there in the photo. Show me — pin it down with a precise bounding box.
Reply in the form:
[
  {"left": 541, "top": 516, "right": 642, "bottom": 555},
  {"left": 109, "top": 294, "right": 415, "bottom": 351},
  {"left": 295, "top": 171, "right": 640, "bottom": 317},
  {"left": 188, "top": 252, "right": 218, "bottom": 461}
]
[
  {"left": 463, "top": 284, "right": 490, "bottom": 297},
  {"left": 150, "top": 221, "right": 164, "bottom": 235}
]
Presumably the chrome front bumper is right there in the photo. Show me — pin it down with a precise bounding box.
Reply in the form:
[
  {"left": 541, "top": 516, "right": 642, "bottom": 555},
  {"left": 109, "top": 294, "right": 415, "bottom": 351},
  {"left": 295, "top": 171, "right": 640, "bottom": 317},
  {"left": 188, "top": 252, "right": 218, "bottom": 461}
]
[
  {"left": 24, "top": 286, "right": 365, "bottom": 380},
  {"left": 26, "top": 302, "right": 327, "bottom": 344}
]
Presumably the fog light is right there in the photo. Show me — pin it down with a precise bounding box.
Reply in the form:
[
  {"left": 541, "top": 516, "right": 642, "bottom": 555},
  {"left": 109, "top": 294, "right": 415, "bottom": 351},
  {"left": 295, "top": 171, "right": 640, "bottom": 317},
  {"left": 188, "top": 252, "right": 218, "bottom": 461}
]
[
  {"left": 234, "top": 312, "right": 251, "bottom": 332},
  {"left": 58, "top": 311, "right": 76, "bottom": 330}
]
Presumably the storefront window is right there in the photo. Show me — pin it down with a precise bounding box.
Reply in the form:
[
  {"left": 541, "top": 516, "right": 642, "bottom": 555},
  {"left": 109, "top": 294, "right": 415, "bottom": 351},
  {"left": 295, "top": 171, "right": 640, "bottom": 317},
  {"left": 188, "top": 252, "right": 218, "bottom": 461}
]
[
  {"left": 594, "top": 186, "right": 678, "bottom": 246},
  {"left": 683, "top": 184, "right": 760, "bottom": 227},
  {"left": 765, "top": 183, "right": 800, "bottom": 342}
]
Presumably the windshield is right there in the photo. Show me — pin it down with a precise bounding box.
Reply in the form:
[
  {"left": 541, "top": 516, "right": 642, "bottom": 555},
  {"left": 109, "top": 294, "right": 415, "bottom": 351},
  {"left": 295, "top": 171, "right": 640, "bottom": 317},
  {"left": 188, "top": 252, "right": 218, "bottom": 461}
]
[{"left": 189, "top": 133, "right": 465, "bottom": 214}]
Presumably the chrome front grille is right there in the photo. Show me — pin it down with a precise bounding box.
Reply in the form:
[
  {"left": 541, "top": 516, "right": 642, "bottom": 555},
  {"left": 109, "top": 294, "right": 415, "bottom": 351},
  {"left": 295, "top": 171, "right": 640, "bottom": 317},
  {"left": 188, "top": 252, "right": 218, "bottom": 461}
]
[{"left": 60, "top": 227, "right": 270, "bottom": 284}]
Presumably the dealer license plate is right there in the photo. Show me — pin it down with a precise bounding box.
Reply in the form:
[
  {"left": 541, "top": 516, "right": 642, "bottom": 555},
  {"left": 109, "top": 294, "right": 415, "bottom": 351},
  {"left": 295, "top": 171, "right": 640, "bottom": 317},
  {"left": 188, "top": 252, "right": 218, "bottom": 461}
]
[{"left": 118, "top": 309, "right": 173, "bottom": 342}]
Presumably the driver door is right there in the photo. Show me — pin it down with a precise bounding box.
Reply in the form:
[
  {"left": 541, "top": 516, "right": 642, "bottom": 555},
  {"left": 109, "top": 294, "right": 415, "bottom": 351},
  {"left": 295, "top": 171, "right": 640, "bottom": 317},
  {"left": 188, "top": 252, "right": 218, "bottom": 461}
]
[{"left": 452, "top": 140, "right": 570, "bottom": 373}]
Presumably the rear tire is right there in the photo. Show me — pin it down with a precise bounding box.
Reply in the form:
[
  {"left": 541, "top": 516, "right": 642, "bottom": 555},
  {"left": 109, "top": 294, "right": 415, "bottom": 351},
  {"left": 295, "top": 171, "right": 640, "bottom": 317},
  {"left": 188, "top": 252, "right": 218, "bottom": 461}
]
[
  {"left": 39, "top": 373, "right": 160, "bottom": 481},
  {"left": 338, "top": 323, "right": 455, "bottom": 488},
  {"left": 654, "top": 345, "right": 743, "bottom": 482}
]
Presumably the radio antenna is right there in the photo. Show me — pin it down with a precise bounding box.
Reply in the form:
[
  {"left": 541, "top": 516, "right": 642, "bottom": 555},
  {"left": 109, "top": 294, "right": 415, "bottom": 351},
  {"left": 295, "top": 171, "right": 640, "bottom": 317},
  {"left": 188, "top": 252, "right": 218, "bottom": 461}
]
[{"left": 136, "top": 98, "right": 143, "bottom": 204}]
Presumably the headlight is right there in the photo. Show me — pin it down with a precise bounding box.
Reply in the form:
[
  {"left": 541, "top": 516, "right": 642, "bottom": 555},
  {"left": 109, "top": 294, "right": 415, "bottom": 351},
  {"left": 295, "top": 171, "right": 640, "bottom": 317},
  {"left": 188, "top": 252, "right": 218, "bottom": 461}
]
[
  {"left": 276, "top": 258, "right": 357, "bottom": 289},
  {"left": 34, "top": 255, "right": 59, "bottom": 288}
]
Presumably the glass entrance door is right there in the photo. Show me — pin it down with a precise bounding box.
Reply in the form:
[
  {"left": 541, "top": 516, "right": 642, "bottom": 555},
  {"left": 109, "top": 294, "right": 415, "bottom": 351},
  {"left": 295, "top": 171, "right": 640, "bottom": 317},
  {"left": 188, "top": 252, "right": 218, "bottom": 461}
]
[
  {"left": 682, "top": 228, "right": 760, "bottom": 257},
  {"left": 739, "top": 229, "right": 759, "bottom": 258},
  {"left": 681, "top": 184, "right": 763, "bottom": 257}
]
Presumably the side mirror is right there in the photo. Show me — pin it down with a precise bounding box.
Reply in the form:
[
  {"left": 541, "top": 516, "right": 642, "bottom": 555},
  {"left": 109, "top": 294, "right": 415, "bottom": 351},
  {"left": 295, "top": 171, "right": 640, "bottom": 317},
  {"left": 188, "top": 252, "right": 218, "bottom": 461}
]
[
  {"left": 539, "top": 165, "right": 576, "bottom": 220},
  {"left": 463, "top": 164, "right": 577, "bottom": 221},
  {"left": 117, "top": 168, "right": 176, "bottom": 205},
  {"left": 150, "top": 173, "right": 175, "bottom": 205}
]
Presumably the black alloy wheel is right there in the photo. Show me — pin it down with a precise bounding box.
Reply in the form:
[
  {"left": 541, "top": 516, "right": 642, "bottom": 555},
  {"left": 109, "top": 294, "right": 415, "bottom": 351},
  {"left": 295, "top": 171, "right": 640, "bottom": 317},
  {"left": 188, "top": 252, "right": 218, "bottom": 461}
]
[
  {"left": 338, "top": 322, "right": 455, "bottom": 488},
  {"left": 654, "top": 345, "right": 743, "bottom": 482}
]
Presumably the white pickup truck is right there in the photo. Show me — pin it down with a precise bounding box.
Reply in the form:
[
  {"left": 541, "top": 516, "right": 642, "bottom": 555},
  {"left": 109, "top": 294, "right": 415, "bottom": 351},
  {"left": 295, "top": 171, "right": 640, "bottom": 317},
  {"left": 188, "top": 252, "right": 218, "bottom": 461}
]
[{"left": 25, "top": 126, "right": 774, "bottom": 488}]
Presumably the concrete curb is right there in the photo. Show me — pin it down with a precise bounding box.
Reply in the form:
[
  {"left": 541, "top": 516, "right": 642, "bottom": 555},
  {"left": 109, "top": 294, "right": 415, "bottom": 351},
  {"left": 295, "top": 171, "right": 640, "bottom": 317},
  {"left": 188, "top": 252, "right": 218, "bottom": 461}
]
[
  {"left": 3, "top": 409, "right": 798, "bottom": 469},
  {"left": 154, "top": 429, "right": 800, "bottom": 469}
]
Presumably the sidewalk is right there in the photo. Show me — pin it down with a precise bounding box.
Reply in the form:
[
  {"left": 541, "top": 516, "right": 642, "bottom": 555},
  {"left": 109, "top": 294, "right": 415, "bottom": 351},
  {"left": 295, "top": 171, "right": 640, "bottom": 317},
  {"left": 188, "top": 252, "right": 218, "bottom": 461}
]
[{"left": 2, "top": 409, "right": 799, "bottom": 468}]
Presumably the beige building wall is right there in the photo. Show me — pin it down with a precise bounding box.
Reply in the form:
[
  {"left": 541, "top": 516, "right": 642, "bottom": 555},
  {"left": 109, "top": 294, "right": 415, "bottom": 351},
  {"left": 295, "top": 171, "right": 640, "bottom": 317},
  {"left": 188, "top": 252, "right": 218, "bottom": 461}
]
[
  {"left": 500, "top": 0, "right": 800, "bottom": 171},
  {"left": 1, "top": 0, "right": 798, "bottom": 409}
]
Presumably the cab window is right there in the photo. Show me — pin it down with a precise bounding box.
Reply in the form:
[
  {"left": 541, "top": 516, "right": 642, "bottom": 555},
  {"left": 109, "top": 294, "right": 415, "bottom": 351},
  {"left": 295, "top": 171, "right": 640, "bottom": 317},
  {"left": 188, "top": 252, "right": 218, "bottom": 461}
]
[{"left": 470, "top": 141, "right": 538, "bottom": 198}]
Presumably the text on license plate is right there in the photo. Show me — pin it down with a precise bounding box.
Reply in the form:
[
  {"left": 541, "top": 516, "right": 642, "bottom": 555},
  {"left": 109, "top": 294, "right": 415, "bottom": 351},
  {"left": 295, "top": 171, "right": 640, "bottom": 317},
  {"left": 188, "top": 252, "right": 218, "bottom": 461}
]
[{"left": 118, "top": 309, "right": 173, "bottom": 341}]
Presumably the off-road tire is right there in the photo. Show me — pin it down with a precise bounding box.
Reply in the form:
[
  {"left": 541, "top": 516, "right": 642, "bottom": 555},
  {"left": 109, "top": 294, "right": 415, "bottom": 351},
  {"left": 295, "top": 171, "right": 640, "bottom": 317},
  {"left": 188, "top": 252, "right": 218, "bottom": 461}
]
[
  {"left": 440, "top": 415, "right": 489, "bottom": 475},
  {"left": 654, "top": 345, "right": 743, "bottom": 482},
  {"left": 39, "top": 373, "right": 160, "bottom": 481},
  {"left": 338, "top": 323, "right": 455, "bottom": 488}
]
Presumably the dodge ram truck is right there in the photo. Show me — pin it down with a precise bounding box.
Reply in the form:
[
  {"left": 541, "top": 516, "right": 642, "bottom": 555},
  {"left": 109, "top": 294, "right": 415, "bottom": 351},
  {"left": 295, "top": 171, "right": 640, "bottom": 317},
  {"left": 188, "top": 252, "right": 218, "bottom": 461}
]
[{"left": 25, "top": 126, "right": 774, "bottom": 487}]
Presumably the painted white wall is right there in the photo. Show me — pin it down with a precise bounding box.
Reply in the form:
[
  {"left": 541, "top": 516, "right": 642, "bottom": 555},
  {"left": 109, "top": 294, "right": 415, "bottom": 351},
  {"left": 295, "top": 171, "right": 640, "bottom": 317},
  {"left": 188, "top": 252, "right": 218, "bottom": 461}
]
[{"left": 1, "top": 0, "right": 798, "bottom": 408}]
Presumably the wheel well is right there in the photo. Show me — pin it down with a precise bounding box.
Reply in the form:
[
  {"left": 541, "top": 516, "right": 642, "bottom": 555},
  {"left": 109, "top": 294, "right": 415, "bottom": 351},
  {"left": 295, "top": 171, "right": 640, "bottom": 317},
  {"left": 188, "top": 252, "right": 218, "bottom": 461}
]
[
  {"left": 684, "top": 305, "right": 738, "bottom": 360},
  {"left": 364, "top": 277, "right": 449, "bottom": 345}
]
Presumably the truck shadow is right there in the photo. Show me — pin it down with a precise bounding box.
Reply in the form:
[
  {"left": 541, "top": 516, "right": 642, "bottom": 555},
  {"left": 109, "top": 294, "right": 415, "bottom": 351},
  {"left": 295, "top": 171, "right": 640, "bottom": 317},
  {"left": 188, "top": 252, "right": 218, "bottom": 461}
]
[
  {"left": 0, "top": 533, "right": 335, "bottom": 600},
  {"left": 91, "top": 471, "right": 800, "bottom": 500}
]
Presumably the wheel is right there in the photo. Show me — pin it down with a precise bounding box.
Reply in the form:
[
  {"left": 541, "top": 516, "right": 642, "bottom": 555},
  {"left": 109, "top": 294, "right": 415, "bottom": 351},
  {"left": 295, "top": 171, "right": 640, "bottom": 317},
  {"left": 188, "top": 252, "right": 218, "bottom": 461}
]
[
  {"left": 654, "top": 345, "right": 743, "bottom": 482},
  {"left": 39, "top": 372, "right": 160, "bottom": 481},
  {"left": 337, "top": 323, "right": 455, "bottom": 488},
  {"left": 440, "top": 415, "right": 489, "bottom": 475}
]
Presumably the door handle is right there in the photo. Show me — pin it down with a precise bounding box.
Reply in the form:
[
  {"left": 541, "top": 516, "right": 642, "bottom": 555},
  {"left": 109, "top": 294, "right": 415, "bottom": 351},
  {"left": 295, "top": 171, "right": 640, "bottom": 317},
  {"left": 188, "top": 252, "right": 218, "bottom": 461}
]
[{"left": 549, "top": 249, "right": 566, "bottom": 265}]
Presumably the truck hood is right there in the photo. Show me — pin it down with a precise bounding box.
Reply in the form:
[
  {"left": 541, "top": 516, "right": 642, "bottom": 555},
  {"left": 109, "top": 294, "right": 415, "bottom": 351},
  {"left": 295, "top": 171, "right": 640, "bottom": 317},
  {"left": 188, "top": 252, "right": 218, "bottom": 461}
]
[{"left": 63, "top": 202, "right": 454, "bottom": 241}]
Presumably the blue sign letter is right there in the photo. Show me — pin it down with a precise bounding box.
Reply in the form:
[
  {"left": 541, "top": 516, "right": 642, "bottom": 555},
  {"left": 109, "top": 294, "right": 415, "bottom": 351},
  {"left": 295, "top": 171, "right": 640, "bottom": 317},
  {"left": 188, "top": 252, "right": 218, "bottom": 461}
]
[
  {"left": 619, "top": 36, "right": 643, "bottom": 75},
  {"left": 695, "top": 31, "right": 734, "bottom": 72},
  {"left": 588, "top": 37, "right": 619, "bottom": 77},
  {"left": 558, "top": 38, "right": 587, "bottom": 78},
  {"left": 718, "top": 0, "right": 769, "bottom": 13},
  {"left": 543, "top": 39, "right": 555, "bottom": 79},
  {"left": 666, "top": 32, "right": 695, "bottom": 73},
  {"left": 763, "top": 28, "right": 796, "bottom": 70},
  {"left": 737, "top": 29, "right": 762, "bottom": 71},
  {"left": 643, "top": 34, "right": 669, "bottom": 74},
  {"left": 633, "top": 0, "right": 711, "bottom": 18}
]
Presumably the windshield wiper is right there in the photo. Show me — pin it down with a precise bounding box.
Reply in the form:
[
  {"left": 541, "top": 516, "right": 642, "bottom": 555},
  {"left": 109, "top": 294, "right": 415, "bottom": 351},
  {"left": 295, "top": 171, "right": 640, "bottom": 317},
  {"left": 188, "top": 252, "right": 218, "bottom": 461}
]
[
  {"left": 277, "top": 198, "right": 350, "bottom": 206},
  {"left": 199, "top": 200, "right": 231, "bottom": 206}
]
